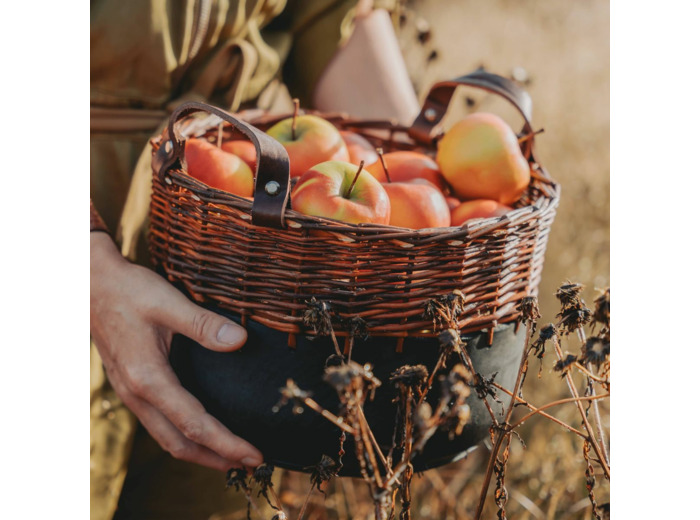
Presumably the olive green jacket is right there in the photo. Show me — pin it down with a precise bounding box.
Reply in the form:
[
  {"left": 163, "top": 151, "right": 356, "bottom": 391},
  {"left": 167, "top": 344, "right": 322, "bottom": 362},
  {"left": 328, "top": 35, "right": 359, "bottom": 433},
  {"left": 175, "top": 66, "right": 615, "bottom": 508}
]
[{"left": 90, "top": 1, "right": 400, "bottom": 517}]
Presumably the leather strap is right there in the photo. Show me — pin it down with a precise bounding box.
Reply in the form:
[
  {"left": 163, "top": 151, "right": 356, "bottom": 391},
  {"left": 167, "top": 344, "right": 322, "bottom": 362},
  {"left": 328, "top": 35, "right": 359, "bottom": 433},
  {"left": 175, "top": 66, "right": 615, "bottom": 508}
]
[
  {"left": 155, "top": 101, "right": 291, "bottom": 229},
  {"left": 408, "top": 70, "right": 535, "bottom": 159}
]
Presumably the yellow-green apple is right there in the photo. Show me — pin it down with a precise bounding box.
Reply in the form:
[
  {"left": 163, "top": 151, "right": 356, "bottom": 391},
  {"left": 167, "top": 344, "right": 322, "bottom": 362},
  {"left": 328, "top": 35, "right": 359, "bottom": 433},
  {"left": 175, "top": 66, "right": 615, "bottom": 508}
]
[
  {"left": 267, "top": 115, "right": 349, "bottom": 178},
  {"left": 291, "top": 161, "right": 390, "bottom": 225},
  {"left": 451, "top": 199, "right": 512, "bottom": 226},
  {"left": 339, "top": 130, "right": 379, "bottom": 166},
  {"left": 436, "top": 113, "right": 530, "bottom": 204},
  {"left": 383, "top": 178, "right": 451, "bottom": 229},
  {"left": 221, "top": 139, "right": 257, "bottom": 172},
  {"left": 184, "top": 138, "right": 254, "bottom": 197},
  {"left": 366, "top": 150, "right": 449, "bottom": 194}
]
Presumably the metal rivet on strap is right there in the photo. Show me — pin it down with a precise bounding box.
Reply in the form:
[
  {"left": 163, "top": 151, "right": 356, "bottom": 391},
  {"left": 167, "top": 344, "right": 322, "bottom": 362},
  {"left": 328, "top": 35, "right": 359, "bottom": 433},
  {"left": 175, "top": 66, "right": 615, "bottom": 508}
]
[
  {"left": 265, "top": 181, "right": 281, "bottom": 196},
  {"left": 164, "top": 140, "right": 173, "bottom": 154},
  {"left": 424, "top": 108, "right": 437, "bottom": 122}
]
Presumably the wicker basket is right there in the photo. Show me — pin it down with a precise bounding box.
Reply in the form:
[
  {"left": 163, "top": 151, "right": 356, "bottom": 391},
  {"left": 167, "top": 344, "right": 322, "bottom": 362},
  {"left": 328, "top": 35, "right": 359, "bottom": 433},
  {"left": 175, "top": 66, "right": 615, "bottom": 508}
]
[{"left": 149, "top": 71, "right": 559, "bottom": 348}]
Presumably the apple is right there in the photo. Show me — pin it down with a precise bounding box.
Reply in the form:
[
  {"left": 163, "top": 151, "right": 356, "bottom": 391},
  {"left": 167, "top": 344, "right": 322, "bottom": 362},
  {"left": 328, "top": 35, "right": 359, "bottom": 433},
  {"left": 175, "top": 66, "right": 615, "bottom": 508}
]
[
  {"left": 340, "top": 130, "right": 379, "bottom": 166},
  {"left": 366, "top": 151, "right": 448, "bottom": 193},
  {"left": 291, "top": 161, "right": 390, "bottom": 225},
  {"left": 267, "top": 114, "right": 349, "bottom": 178},
  {"left": 383, "top": 178, "right": 451, "bottom": 229},
  {"left": 436, "top": 113, "right": 531, "bottom": 204},
  {"left": 221, "top": 139, "right": 257, "bottom": 172},
  {"left": 184, "top": 138, "right": 254, "bottom": 197},
  {"left": 445, "top": 195, "right": 462, "bottom": 211},
  {"left": 451, "top": 199, "right": 512, "bottom": 226}
]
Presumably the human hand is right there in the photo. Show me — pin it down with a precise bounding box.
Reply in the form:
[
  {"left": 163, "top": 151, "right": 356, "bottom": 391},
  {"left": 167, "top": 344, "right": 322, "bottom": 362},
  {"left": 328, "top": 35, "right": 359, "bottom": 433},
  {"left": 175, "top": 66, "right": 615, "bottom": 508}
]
[{"left": 90, "top": 232, "right": 262, "bottom": 471}]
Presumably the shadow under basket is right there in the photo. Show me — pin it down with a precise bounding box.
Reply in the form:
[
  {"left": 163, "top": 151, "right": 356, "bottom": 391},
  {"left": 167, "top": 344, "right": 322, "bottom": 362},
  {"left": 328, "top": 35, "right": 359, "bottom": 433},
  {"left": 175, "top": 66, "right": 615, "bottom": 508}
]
[{"left": 170, "top": 303, "right": 526, "bottom": 477}]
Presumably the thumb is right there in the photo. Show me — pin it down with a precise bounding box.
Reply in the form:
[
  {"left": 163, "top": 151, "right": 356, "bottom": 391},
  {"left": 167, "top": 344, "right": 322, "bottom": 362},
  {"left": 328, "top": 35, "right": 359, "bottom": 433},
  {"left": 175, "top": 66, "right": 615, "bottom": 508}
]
[{"left": 154, "top": 290, "right": 248, "bottom": 352}]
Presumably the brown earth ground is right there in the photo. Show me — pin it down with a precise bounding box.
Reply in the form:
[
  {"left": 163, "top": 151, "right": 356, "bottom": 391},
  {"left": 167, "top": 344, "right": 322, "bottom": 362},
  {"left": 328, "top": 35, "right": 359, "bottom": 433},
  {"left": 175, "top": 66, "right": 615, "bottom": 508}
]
[{"left": 226, "top": 1, "right": 610, "bottom": 518}]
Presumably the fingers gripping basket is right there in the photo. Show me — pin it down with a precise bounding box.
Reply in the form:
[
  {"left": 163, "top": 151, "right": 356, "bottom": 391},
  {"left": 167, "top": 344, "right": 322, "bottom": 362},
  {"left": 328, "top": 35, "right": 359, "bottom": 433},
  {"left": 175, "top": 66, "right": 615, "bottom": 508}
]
[{"left": 149, "top": 71, "right": 560, "bottom": 474}]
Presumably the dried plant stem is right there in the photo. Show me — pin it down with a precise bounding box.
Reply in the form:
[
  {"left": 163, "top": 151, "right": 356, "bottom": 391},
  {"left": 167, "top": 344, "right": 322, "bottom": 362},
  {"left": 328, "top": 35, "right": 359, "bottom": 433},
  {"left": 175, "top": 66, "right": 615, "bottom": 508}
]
[
  {"left": 474, "top": 317, "right": 536, "bottom": 520},
  {"left": 490, "top": 382, "right": 589, "bottom": 439},
  {"left": 552, "top": 335, "right": 610, "bottom": 480},
  {"left": 357, "top": 405, "right": 392, "bottom": 475},
  {"left": 299, "top": 396, "right": 355, "bottom": 435},
  {"left": 217, "top": 121, "right": 224, "bottom": 148},
  {"left": 573, "top": 362, "right": 608, "bottom": 384},
  {"left": 508, "top": 394, "right": 610, "bottom": 431},
  {"left": 296, "top": 484, "right": 316, "bottom": 520},
  {"left": 575, "top": 324, "right": 610, "bottom": 469}
]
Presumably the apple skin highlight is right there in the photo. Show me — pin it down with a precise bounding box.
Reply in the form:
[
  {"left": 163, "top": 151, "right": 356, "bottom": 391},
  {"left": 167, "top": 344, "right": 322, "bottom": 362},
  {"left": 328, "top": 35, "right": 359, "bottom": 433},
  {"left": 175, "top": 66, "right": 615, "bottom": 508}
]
[
  {"left": 291, "top": 161, "right": 391, "bottom": 225},
  {"left": 267, "top": 115, "right": 349, "bottom": 178}
]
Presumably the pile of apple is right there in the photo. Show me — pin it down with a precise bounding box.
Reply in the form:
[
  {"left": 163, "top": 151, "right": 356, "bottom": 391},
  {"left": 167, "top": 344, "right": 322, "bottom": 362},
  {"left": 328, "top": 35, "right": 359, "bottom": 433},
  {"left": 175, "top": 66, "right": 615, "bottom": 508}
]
[{"left": 182, "top": 109, "right": 531, "bottom": 229}]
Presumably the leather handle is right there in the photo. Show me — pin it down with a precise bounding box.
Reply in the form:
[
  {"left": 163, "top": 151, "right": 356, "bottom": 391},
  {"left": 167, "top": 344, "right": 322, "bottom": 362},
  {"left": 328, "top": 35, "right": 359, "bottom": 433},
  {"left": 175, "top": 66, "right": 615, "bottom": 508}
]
[
  {"left": 408, "top": 70, "right": 535, "bottom": 158},
  {"left": 155, "top": 101, "right": 291, "bottom": 229}
]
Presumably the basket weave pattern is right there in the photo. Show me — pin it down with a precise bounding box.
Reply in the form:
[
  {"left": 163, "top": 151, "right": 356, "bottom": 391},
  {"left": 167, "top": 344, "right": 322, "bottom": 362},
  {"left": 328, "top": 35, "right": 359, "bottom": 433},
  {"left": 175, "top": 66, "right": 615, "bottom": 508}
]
[{"left": 149, "top": 114, "right": 559, "bottom": 340}]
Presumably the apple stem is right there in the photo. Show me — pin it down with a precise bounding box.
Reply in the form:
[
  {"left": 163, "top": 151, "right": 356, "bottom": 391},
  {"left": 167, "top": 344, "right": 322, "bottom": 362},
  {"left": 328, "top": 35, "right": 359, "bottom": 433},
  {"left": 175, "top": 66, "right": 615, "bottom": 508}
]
[
  {"left": 517, "top": 127, "right": 545, "bottom": 144},
  {"left": 216, "top": 121, "right": 224, "bottom": 148},
  {"left": 344, "top": 160, "right": 365, "bottom": 199},
  {"left": 377, "top": 147, "right": 392, "bottom": 183},
  {"left": 291, "top": 98, "right": 300, "bottom": 141}
]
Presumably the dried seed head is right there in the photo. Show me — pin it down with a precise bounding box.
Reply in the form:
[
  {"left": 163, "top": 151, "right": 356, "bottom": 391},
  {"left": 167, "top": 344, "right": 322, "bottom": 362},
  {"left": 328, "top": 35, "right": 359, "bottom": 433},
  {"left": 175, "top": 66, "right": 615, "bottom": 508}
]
[
  {"left": 556, "top": 281, "right": 584, "bottom": 308},
  {"left": 558, "top": 306, "right": 593, "bottom": 335},
  {"left": 439, "top": 328, "right": 463, "bottom": 352},
  {"left": 441, "top": 403, "right": 472, "bottom": 439},
  {"left": 347, "top": 315, "right": 369, "bottom": 340},
  {"left": 303, "top": 297, "right": 334, "bottom": 335},
  {"left": 424, "top": 291, "right": 467, "bottom": 329},
  {"left": 593, "top": 288, "right": 610, "bottom": 329},
  {"left": 323, "top": 361, "right": 381, "bottom": 394},
  {"left": 390, "top": 364, "right": 429, "bottom": 392},
  {"left": 553, "top": 354, "right": 578, "bottom": 376},
  {"left": 582, "top": 336, "right": 610, "bottom": 367},
  {"left": 252, "top": 463, "right": 274, "bottom": 488},
  {"left": 272, "top": 379, "right": 311, "bottom": 414},
  {"left": 473, "top": 372, "right": 499, "bottom": 401},
  {"left": 225, "top": 467, "right": 250, "bottom": 492},
  {"left": 517, "top": 296, "right": 541, "bottom": 324},
  {"left": 305, "top": 454, "right": 338, "bottom": 492}
]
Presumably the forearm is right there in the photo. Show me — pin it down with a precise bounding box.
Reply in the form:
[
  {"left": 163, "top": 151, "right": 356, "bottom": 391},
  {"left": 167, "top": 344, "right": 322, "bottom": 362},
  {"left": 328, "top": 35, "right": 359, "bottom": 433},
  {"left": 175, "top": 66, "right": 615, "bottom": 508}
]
[{"left": 312, "top": 8, "right": 420, "bottom": 126}]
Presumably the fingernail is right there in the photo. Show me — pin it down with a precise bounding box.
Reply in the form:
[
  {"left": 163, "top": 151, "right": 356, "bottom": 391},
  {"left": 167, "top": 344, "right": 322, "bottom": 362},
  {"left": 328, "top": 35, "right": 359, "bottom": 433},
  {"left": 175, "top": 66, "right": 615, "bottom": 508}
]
[
  {"left": 242, "top": 456, "right": 262, "bottom": 467},
  {"left": 216, "top": 323, "right": 245, "bottom": 345}
]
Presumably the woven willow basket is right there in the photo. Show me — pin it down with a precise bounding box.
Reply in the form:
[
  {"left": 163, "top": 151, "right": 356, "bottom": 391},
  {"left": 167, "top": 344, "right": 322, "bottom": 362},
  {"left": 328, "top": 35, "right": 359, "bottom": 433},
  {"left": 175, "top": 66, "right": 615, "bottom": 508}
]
[{"left": 149, "top": 71, "right": 559, "bottom": 349}]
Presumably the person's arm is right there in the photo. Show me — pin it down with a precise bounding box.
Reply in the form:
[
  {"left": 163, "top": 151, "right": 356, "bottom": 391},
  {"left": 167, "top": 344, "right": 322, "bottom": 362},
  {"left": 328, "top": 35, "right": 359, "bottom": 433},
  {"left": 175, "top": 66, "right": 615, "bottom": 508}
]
[
  {"left": 90, "top": 204, "right": 262, "bottom": 471},
  {"left": 312, "top": 4, "right": 420, "bottom": 126}
]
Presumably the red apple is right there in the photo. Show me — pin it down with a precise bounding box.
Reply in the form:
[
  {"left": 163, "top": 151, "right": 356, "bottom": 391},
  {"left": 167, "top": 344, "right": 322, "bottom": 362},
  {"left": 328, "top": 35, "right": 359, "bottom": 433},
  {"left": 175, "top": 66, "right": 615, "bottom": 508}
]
[
  {"left": 366, "top": 151, "right": 449, "bottom": 194},
  {"left": 184, "top": 138, "right": 254, "bottom": 197},
  {"left": 383, "top": 179, "right": 451, "bottom": 229},
  {"left": 291, "top": 161, "right": 390, "bottom": 225},
  {"left": 436, "top": 113, "right": 530, "bottom": 204},
  {"left": 451, "top": 199, "right": 512, "bottom": 226},
  {"left": 221, "top": 139, "right": 257, "bottom": 172},
  {"left": 267, "top": 114, "right": 349, "bottom": 178},
  {"left": 340, "top": 130, "right": 379, "bottom": 166}
]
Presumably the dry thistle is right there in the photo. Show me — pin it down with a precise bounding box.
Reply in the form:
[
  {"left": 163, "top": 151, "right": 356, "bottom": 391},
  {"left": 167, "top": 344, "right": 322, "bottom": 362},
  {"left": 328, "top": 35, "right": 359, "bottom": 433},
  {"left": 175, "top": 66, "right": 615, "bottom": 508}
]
[
  {"left": 517, "top": 296, "right": 541, "bottom": 335},
  {"left": 390, "top": 365, "right": 429, "bottom": 395},
  {"left": 581, "top": 336, "right": 610, "bottom": 368},
  {"left": 303, "top": 297, "right": 334, "bottom": 335},
  {"left": 252, "top": 463, "right": 279, "bottom": 511},
  {"left": 225, "top": 467, "right": 250, "bottom": 492},
  {"left": 272, "top": 379, "right": 311, "bottom": 415},
  {"left": 553, "top": 354, "right": 578, "bottom": 377},
  {"left": 306, "top": 454, "right": 339, "bottom": 493},
  {"left": 555, "top": 281, "right": 584, "bottom": 308},
  {"left": 592, "top": 288, "right": 610, "bottom": 330},
  {"left": 423, "top": 290, "right": 468, "bottom": 329}
]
